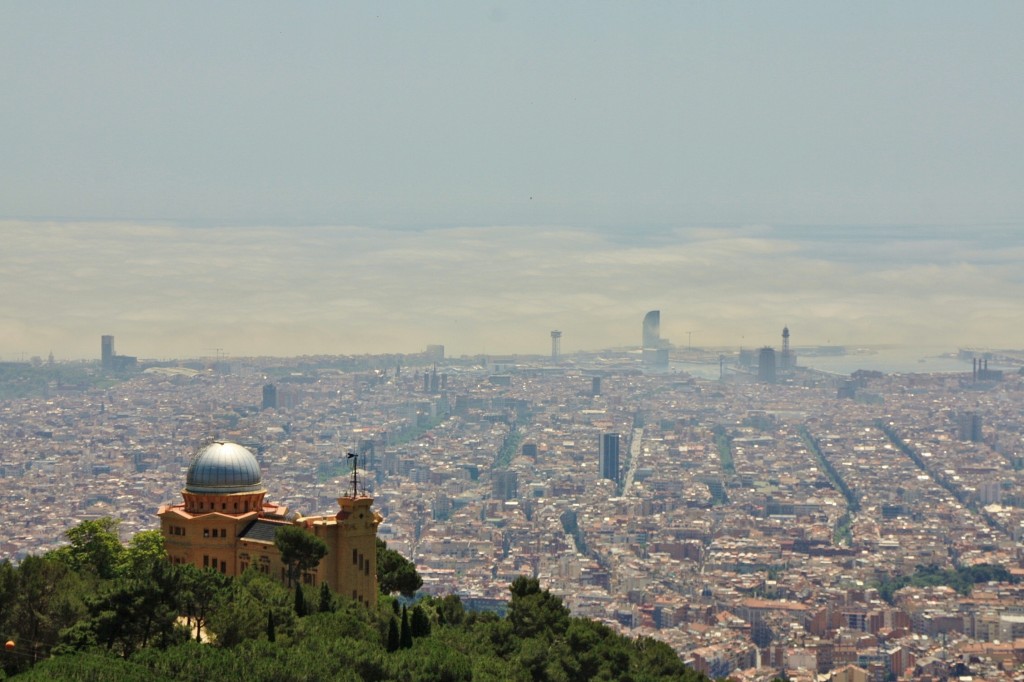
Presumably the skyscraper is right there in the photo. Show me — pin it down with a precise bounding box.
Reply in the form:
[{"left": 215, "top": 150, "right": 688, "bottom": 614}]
[
  {"left": 101, "top": 335, "right": 114, "bottom": 369},
  {"left": 100, "top": 334, "right": 137, "bottom": 371},
  {"left": 262, "top": 384, "right": 278, "bottom": 410},
  {"left": 492, "top": 470, "right": 519, "bottom": 500},
  {"left": 642, "top": 311, "right": 669, "bottom": 368},
  {"left": 600, "top": 433, "right": 620, "bottom": 483},
  {"left": 956, "top": 412, "right": 983, "bottom": 442},
  {"left": 642, "top": 311, "right": 660, "bottom": 349}
]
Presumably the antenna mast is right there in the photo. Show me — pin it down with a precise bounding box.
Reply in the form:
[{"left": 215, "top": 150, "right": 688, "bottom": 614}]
[{"left": 347, "top": 452, "right": 358, "bottom": 497}]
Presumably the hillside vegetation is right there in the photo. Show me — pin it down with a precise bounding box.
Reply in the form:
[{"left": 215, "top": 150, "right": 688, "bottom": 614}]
[{"left": 0, "top": 519, "right": 707, "bottom": 682}]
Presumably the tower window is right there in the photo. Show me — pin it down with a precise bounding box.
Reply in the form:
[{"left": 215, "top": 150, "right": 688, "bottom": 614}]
[{"left": 353, "top": 549, "right": 358, "bottom": 564}]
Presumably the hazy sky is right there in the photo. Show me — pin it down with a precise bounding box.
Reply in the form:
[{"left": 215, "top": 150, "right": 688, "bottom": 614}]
[
  {"left": 2, "top": 4, "right": 1022, "bottom": 359},
  {"left": 2, "top": 223, "right": 1021, "bottom": 360}
]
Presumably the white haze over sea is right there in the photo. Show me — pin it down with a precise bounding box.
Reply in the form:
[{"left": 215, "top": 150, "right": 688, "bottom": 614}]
[{"left": 2, "top": 222, "right": 1020, "bottom": 362}]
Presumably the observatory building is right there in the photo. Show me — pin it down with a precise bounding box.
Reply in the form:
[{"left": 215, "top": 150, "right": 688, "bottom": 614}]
[{"left": 158, "top": 441, "right": 381, "bottom": 605}]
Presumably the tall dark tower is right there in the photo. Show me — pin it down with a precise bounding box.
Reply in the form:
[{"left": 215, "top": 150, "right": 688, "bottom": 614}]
[
  {"left": 600, "top": 433, "right": 620, "bottom": 483},
  {"left": 957, "top": 412, "right": 983, "bottom": 442},
  {"left": 492, "top": 470, "right": 519, "bottom": 500},
  {"left": 262, "top": 384, "right": 278, "bottom": 410},
  {"left": 780, "top": 326, "right": 792, "bottom": 370},
  {"left": 550, "top": 330, "right": 562, "bottom": 361},
  {"left": 101, "top": 335, "right": 114, "bottom": 369}
]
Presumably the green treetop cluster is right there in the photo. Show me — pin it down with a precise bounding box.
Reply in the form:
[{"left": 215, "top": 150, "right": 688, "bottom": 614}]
[{"left": 0, "top": 518, "right": 706, "bottom": 682}]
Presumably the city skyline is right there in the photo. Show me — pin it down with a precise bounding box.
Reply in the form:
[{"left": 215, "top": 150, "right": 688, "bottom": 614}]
[{"left": 2, "top": 222, "right": 1021, "bottom": 361}]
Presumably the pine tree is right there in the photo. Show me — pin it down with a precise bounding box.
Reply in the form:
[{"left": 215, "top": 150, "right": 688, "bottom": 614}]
[
  {"left": 411, "top": 604, "right": 431, "bottom": 637},
  {"left": 386, "top": 617, "right": 400, "bottom": 652},
  {"left": 318, "top": 582, "right": 333, "bottom": 613},
  {"left": 399, "top": 605, "right": 413, "bottom": 649},
  {"left": 294, "top": 581, "right": 307, "bottom": 617}
]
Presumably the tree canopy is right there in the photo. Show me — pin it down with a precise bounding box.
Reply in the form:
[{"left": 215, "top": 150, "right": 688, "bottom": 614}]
[
  {"left": 55, "top": 517, "right": 124, "bottom": 579},
  {"left": 376, "top": 538, "right": 422, "bottom": 598},
  {"left": 0, "top": 518, "right": 706, "bottom": 682},
  {"left": 274, "top": 525, "right": 328, "bottom": 587}
]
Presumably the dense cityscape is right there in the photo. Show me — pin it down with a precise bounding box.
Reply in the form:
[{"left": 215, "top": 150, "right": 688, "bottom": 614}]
[
  {"left": 4, "top": 3, "right": 1022, "bottom": 679},
  {"left": 3, "top": 323, "right": 1024, "bottom": 681}
]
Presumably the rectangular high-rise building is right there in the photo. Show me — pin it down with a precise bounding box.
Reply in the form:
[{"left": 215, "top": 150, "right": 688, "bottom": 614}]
[
  {"left": 262, "top": 384, "right": 278, "bottom": 410},
  {"left": 600, "top": 433, "right": 620, "bottom": 483},
  {"left": 492, "top": 470, "right": 518, "bottom": 500},
  {"left": 957, "top": 412, "right": 982, "bottom": 442},
  {"left": 101, "top": 335, "right": 114, "bottom": 369}
]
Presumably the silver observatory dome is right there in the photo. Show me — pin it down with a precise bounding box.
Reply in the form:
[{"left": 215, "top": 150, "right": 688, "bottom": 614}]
[{"left": 185, "top": 441, "right": 264, "bottom": 494}]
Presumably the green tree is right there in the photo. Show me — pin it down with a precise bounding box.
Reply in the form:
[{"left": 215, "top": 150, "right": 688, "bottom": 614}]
[
  {"left": 508, "top": 575, "right": 569, "bottom": 639},
  {"left": 274, "top": 526, "right": 328, "bottom": 587},
  {"left": 400, "top": 605, "right": 413, "bottom": 649},
  {"left": 74, "top": 558, "right": 184, "bottom": 658},
  {"left": 410, "top": 604, "right": 431, "bottom": 638},
  {"left": 634, "top": 635, "right": 693, "bottom": 679},
  {"left": 178, "top": 564, "right": 229, "bottom": 642},
  {"left": 118, "top": 530, "right": 166, "bottom": 579},
  {"left": 435, "top": 594, "right": 465, "bottom": 626},
  {"left": 386, "top": 617, "right": 400, "bottom": 652},
  {"left": 4, "top": 555, "right": 88, "bottom": 673},
  {"left": 208, "top": 569, "right": 294, "bottom": 647},
  {"left": 57, "top": 517, "right": 125, "bottom": 579},
  {"left": 294, "top": 581, "right": 307, "bottom": 617},
  {"left": 376, "top": 538, "right": 422, "bottom": 597},
  {"left": 12, "top": 650, "right": 162, "bottom": 682},
  {"left": 318, "top": 582, "right": 334, "bottom": 613}
]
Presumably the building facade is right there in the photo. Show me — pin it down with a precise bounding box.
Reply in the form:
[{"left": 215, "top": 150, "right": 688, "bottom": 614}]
[
  {"left": 641, "top": 310, "right": 670, "bottom": 368},
  {"left": 261, "top": 384, "right": 278, "bottom": 410},
  {"left": 101, "top": 335, "right": 114, "bottom": 369},
  {"left": 600, "top": 432, "right": 621, "bottom": 483},
  {"left": 158, "top": 441, "right": 382, "bottom": 606}
]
